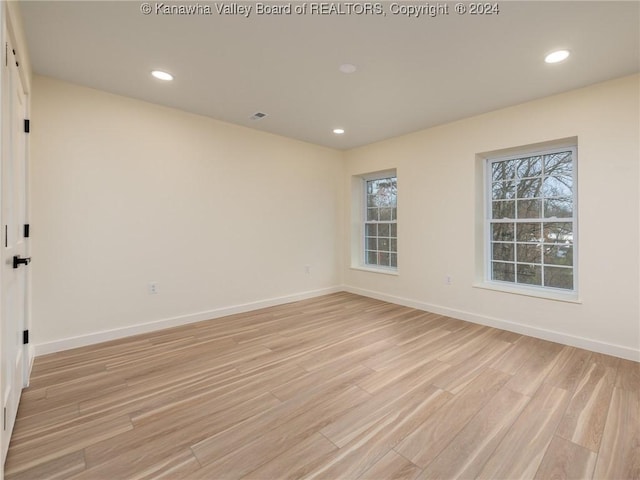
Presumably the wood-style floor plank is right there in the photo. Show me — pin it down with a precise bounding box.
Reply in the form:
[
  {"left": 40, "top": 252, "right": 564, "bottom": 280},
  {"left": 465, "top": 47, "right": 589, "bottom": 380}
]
[
  {"left": 592, "top": 387, "right": 640, "bottom": 480},
  {"left": 489, "top": 334, "right": 538, "bottom": 374},
  {"left": 476, "top": 382, "right": 571, "bottom": 479},
  {"left": 534, "top": 435, "right": 597, "bottom": 480},
  {"left": 503, "top": 338, "right": 564, "bottom": 396},
  {"left": 358, "top": 450, "right": 422, "bottom": 480},
  {"left": 4, "top": 292, "right": 638, "bottom": 480},
  {"left": 322, "top": 370, "right": 452, "bottom": 449},
  {"left": 615, "top": 358, "right": 640, "bottom": 391},
  {"left": 78, "top": 392, "right": 282, "bottom": 479},
  {"left": 555, "top": 361, "right": 616, "bottom": 452},
  {"left": 394, "top": 368, "right": 511, "bottom": 468},
  {"left": 430, "top": 338, "right": 511, "bottom": 394},
  {"left": 418, "top": 385, "right": 529, "bottom": 479},
  {"left": 189, "top": 386, "right": 371, "bottom": 478},
  {"left": 5, "top": 412, "right": 132, "bottom": 476},
  {"left": 307, "top": 386, "right": 449, "bottom": 480},
  {"left": 240, "top": 433, "right": 337, "bottom": 480},
  {"left": 3, "top": 451, "right": 86, "bottom": 480},
  {"left": 544, "top": 346, "right": 592, "bottom": 392}
]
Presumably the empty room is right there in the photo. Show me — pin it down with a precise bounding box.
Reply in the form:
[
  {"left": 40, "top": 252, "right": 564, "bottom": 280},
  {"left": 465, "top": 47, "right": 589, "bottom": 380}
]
[{"left": 0, "top": 0, "right": 638, "bottom": 479}]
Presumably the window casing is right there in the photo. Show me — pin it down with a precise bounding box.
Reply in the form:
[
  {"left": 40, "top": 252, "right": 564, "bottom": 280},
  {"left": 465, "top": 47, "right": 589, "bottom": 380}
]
[
  {"left": 486, "top": 147, "right": 577, "bottom": 292},
  {"left": 364, "top": 175, "right": 397, "bottom": 269}
]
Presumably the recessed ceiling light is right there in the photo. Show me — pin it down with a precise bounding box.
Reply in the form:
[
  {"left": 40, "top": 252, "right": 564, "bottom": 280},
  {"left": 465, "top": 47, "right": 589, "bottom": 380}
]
[
  {"left": 151, "top": 70, "right": 174, "bottom": 81},
  {"left": 339, "top": 64, "right": 357, "bottom": 74},
  {"left": 544, "top": 50, "right": 570, "bottom": 64},
  {"left": 333, "top": 128, "right": 345, "bottom": 135}
]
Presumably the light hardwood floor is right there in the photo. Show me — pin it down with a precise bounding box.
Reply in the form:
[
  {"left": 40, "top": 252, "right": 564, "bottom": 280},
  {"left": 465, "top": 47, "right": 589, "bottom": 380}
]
[{"left": 5, "top": 292, "right": 640, "bottom": 479}]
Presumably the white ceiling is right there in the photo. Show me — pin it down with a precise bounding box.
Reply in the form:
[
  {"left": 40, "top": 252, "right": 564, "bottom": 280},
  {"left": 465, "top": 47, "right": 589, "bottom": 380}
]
[{"left": 19, "top": 1, "right": 640, "bottom": 150}]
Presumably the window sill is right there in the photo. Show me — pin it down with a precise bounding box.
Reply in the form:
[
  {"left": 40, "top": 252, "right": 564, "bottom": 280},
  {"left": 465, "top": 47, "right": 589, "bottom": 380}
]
[
  {"left": 350, "top": 266, "right": 399, "bottom": 276},
  {"left": 473, "top": 281, "right": 581, "bottom": 304}
]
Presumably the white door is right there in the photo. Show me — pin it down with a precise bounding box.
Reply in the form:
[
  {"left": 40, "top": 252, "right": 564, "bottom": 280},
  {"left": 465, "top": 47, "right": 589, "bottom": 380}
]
[{"left": 1, "top": 35, "right": 29, "bottom": 462}]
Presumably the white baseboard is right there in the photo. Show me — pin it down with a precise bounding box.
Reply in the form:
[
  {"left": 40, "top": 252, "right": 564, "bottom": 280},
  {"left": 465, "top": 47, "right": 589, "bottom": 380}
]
[
  {"left": 33, "top": 284, "right": 639, "bottom": 362},
  {"left": 34, "top": 286, "right": 342, "bottom": 356},
  {"left": 343, "top": 285, "right": 640, "bottom": 362},
  {"left": 25, "top": 345, "right": 35, "bottom": 387}
]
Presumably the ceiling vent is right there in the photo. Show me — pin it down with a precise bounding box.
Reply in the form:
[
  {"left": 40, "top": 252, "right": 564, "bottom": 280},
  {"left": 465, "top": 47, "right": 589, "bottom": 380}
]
[{"left": 250, "top": 112, "right": 268, "bottom": 121}]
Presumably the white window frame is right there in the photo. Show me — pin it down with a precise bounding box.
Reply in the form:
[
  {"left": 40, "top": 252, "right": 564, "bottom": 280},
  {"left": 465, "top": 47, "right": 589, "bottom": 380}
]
[
  {"left": 350, "top": 170, "right": 398, "bottom": 275},
  {"left": 482, "top": 145, "right": 578, "bottom": 300}
]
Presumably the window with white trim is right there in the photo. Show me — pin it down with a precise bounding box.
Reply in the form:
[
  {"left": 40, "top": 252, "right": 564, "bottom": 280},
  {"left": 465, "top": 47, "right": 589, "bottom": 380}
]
[
  {"left": 487, "top": 147, "right": 576, "bottom": 291},
  {"left": 364, "top": 175, "right": 397, "bottom": 269}
]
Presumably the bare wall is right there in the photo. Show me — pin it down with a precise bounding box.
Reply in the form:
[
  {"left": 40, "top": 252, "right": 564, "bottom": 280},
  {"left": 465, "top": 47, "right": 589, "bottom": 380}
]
[
  {"left": 343, "top": 74, "right": 640, "bottom": 360},
  {"left": 31, "top": 75, "right": 344, "bottom": 352},
  {"left": 31, "top": 74, "right": 640, "bottom": 360}
]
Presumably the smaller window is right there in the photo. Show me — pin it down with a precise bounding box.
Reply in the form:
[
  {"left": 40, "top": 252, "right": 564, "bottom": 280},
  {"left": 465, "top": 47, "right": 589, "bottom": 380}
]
[{"left": 364, "top": 175, "right": 397, "bottom": 269}]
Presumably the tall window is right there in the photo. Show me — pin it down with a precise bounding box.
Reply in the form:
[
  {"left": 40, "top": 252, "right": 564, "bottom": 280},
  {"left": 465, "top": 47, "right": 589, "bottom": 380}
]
[
  {"left": 488, "top": 147, "right": 576, "bottom": 291},
  {"left": 365, "top": 175, "right": 397, "bottom": 269}
]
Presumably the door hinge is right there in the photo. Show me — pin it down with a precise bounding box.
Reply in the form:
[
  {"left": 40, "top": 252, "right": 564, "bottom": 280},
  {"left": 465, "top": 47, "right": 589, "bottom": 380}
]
[
  {"left": 24, "top": 224, "right": 30, "bottom": 238},
  {"left": 24, "top": 119, "right": 30, "bottom": 133},
  {"left": 23, "top": 330, "right": 29, "bottom": 345}
]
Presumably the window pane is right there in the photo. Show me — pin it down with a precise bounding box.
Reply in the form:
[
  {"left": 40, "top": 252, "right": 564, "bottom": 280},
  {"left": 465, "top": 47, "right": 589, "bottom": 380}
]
[
  {"left": 516, "top": 223, "right": 542, "bottom": 242},
  {"left": 517, "top": 264, "right": 542, "bottom": 285},
  {"left": 492, "top": 181, "right": 516, "bottom": 200},
  {"left": 366, "top": 251, "right": 378, "bottom": 265},
  {"left": 378, "top": 223, "right": 390, "bottom": 236},
  {"left": 492, "top": 262, "right": 515, "bottom": 282},
  {"left": 379, "top": 252, "right": 390, "bottom": 266},
  {"left": 367, "top": 194, "right": 377, "bottom": 207},
  {"left": 390, "top": 223, "right": 397, "bottom": 237},
  {"left": 492, "top": 223, "right": 514, "bottom": 242},
  {"left": 367, "top": 178, "right": 397, "bottom": 206},
  {"left": 367, "top": 181, "right": 375, "bottom": 195},
  {"left": 492, "top": 243, "right": 514, "bottom": 262},
  {"left": 390, "top": 253, "right": 397, "bottom": 268},
  {"left": 379, "top": 238, "right": 390, "bottom": 251},
  {"left": 492, "top": 201, "right": 515, "bottom": 219},
  {"left": 517, "top": 243, "right": 541, "bottom": 264},
  {"left": 517, "top": 178, "right": 542, "bottom": 199},
  {"left": 544, "top": 151, "right": 572, "bottom": 176},
  {"left": 543, "top": 176, "right": 572, "bottom": 198},
  {"left": 517, "top": 199, "right": 541, "bottom": 219},
  {"left": 365, "top": 224, "right": 377, "bottom": 236},
  {"left": 492, "top": 160, "right": 517, "bottom": 181},
  {"left": 390, "top": 238, "right": 397, "bottom": 252},
  {"left": 544, "top": 245, "right": 573, "bottom": 266},
  {"left": 544, "top": 198, "right": 573, "bottom": 218},
  {"left": 367, "top": 208, "right": 378, "bottom": 221},
  {"left": 391, "top": 208, "right": 397, "bottom": 221},
  {"left": 516, "top": 156, "right": 543, "bottom": 178},
  {"left": 544, "top": 222, "right": 573, "bottom": 244},
  {"left": 379, "top": 208, "right": 392, "bottom": 221},
  {"left": 544, "top": 266, "right": 573, "bottom": 290},
  {"left": 366, "top": 237, "right": 377, "bottom": 250}
]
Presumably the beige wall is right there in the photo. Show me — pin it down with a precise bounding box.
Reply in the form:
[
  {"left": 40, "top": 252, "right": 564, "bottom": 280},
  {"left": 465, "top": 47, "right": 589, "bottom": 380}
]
[
  {"left": 32, "top": 74, "right": 640, "bottom": 360},
  {"left": 344, "top": 74, "right": 640, "bottom": 360},
  {"left": 31, "top": 75, "right": 344, "bottom": 352}
]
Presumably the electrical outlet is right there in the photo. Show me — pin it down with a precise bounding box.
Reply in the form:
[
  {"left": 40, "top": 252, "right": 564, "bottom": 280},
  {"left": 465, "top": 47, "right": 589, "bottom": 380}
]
[
  {"left": 445, "top": 275, "right": 453, "bottom": 285},
  {"left": 304, "top": 265, "right": 311, "bottom": 274},
  {"left": 148, "top": 282, "right": 159, "bottom": 295}
]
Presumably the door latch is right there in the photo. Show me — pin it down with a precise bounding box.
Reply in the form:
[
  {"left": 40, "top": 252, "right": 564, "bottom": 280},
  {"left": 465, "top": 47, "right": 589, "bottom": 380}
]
[{"left": 12, "top": 255, "right": 31, "bottom": 269}]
